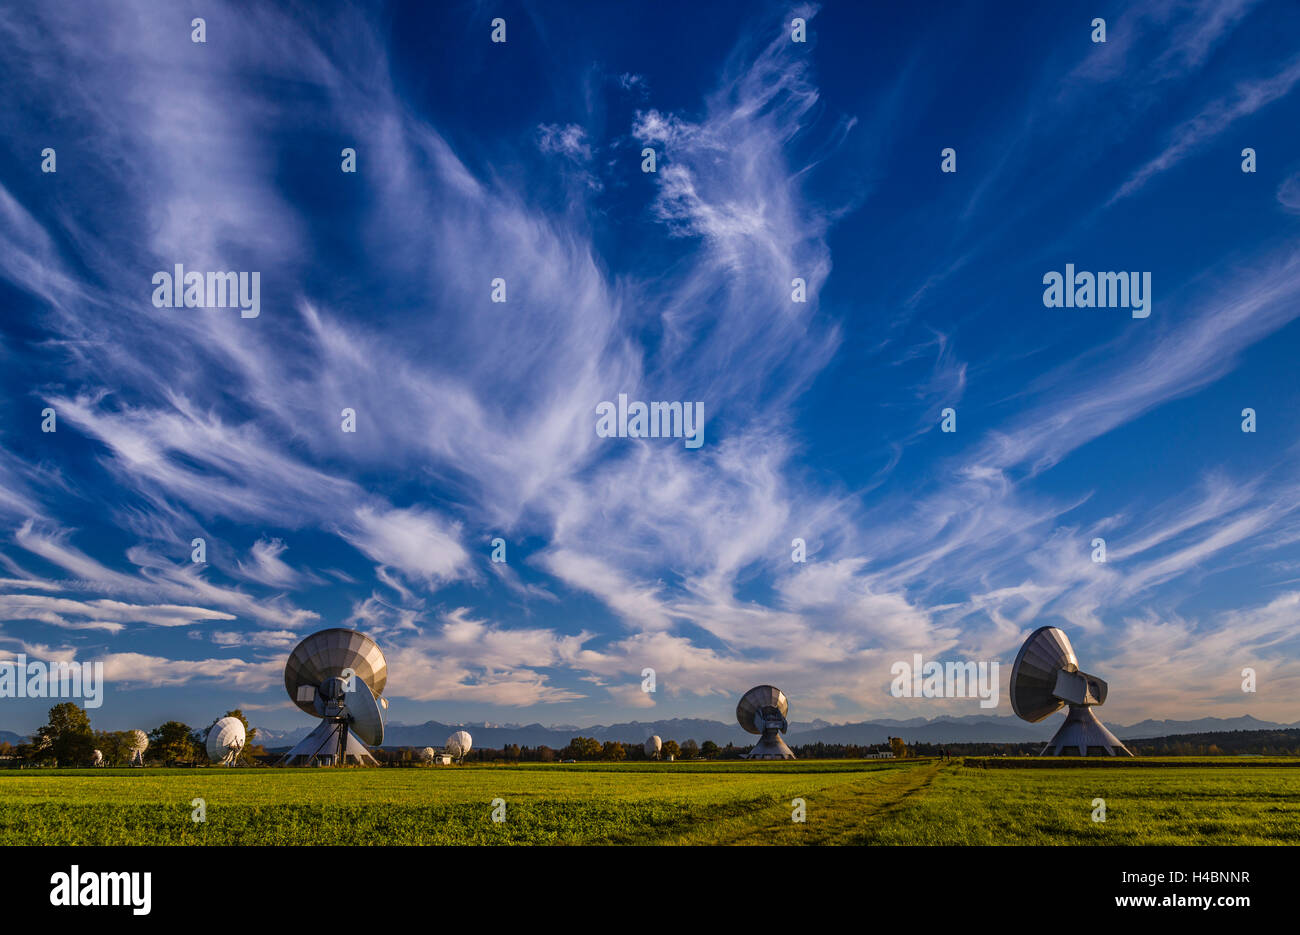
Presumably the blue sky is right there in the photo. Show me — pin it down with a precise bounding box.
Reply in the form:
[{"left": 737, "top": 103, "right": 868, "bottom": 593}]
[{"left": 1, "top": 0, "right": 1299, "bottom": 735}]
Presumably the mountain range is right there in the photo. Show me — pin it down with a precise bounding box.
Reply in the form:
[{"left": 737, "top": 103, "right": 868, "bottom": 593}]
[
  {"left": 250, "top": 714, "right": 1300, "bottom": 750},
  {"left": 3, "top": 715, "right": 1292, "bottom": 751}
]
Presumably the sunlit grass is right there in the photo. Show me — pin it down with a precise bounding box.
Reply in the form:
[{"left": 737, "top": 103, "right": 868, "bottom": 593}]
[{"left": 2, "top": 758, "right": 1296, "bottom": 845}]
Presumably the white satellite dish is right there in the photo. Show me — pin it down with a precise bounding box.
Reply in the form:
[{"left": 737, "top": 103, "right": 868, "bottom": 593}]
[
  {"left": 1011, "top": 626, "right": 1132, "bottom": 756},
  {"left": 644, "top": 735, "right": 662, "bottom": 759},
  {"left": 418, "top": 746, "right": 437, "bottom": 763},
  {"left": 91, "top": 749, "right": 103, "bottom": 767},
  {"left": 279, "top": 628, "right": 388, "bottom": 766},
  {"left": 127, "top": 730, "right": 149, "bottom": 767},
  {"left": 445, "top": 730, "right": 472, "bottom": 762},
  {"left": 206, "top": 717, "right": 246, "bottom": 767}
]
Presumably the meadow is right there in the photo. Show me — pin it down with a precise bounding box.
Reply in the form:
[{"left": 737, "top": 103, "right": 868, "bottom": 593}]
[{"left": 1, "top": 758, "right": 1297, "bottom": 845}]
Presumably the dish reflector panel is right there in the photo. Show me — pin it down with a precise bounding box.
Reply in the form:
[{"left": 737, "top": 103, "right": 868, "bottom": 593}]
[
  {"left": 284, "top": 627, "right": 387, "bottom": 717},
  {"left": 445, "top": 730, "right": 472, "bottom": 758},
  {"left": 736, "top": 685, "right": 788, "bottom": 735},
  {"left": 345, "top": 676, "right": 385, "bottom": 746},
  {"left": 1010, "top": 626, "right": 1078, "bottom": 723},
  {"left": 206, "top": 716, "right": 246, "bottom": 765}
]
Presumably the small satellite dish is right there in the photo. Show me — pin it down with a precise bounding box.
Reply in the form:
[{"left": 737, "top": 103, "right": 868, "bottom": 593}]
[
  {"left": 1011, "top": 626, "right": 1132, "bottom": 756},
  {"left": 418, "top": 746, "right": 437, "bottom": 763},
  {"left": 644, "top": 735, "right": 662, "bottom": 759},
  {"left": 206, "top": 716, "right": 246, "bottom": 767},
  {"left": 91, "top": 749, "right": 103, "bottom": 767},
  {"left": 127, "top": 730, "right": 149, "bottom": 767},
  {"left": 279, "top": 628, "right": 388, "bottom": 766},
  {"left": 736, "top": 685, "right": 796, "bottom": 759},
  {"left": 445, "top": 730, "right": 472, "bottom": 762}
]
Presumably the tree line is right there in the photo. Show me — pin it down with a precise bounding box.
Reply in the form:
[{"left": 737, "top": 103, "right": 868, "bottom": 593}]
[
  {"left": 0, "top": 702, "right": 268, "bottom": 767},
  {"left": 380, "top": 736, "right": 911, "bottom": 762},
  {"left": 1127, "top": 729, "right": 1300, "bottom": 757}
]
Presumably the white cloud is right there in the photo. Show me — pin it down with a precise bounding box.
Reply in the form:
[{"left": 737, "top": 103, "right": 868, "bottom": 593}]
[
  {"left": 1111, "top": 57, "right": 1300, "bottom": 203},
  {"left": 342, "top": 507, "right": 470, "bottom": 585},
  {"left": 0, "top": 593, "right": 235, "bottom": 631},
  {"left": 234, "top": 538, "right": 305, "bottom": 588},
  {"left": 99, "top": 652, "right": 281, "bottom": 691},
  {"left": 537, "top": 123, "right": 592, "bottom": 162},
  {"left": 383, "top": 608, "right": 593, "bottom": 706},
  {"left": 1278, "top": 170, "right": 1300, "bottom": 214}
]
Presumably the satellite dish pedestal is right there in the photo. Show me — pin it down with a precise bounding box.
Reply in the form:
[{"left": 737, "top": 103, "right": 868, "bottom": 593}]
[
  {"left": 1042, "top": 704, "right": 1129, "bottom": 757},
  {"left": 748, "top": 726, "right": 796, "bottom": 760},
  {"left": 282, "top": 718, "right": 378, "bottom": 767}
]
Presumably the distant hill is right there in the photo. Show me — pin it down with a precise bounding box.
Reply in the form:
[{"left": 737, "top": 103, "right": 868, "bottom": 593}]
[
  {"left": 1115, "top": 716, "right": 1289, "bottom": 738},
  {"left": 276, "top": 714, "right": 1296, "bottom": 750}
]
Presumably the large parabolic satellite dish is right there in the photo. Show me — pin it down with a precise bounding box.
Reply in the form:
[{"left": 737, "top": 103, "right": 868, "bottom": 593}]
[
  {"left": 206, "top": 716, "right": 246, "bottom": 767},
  {"left": 1011, "top": 626, "right": 1132, "bottom": 756},
  {"left": 278, "top": 628, "right": 388, "bottom": 766},
  {"left": 737, "top": 685, "right": 796, "bottom": 760},
  {"left": 644, "top": 735, "right": 662, "bottom": 759}
]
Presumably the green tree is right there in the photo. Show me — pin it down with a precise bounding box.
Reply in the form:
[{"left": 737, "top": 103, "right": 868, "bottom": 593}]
[
  {"left": 680, "top": 739, "right": 700, "bottom": 759},
  {"left": 662, "top": 739, "right": 681, "bottom": 760},
  {"left": 94, "top": 730, "right": 134, "bottom": 766},
  {"left": 700, "top": 740, "right": 720, "bottom": 759},
  {"left": 600, "top": 741, "right": 626, "bottom": 761},
  {"left": 149, "top": 721, "right": 201, "bottom": 765},
  {"left": 33, "top": 702, "right": 95, "bottom": 766},
  {"left": 888, "top": 736, "right": 908, "bottom": 759},
  {"left": 563, "top": 736, "right": 602, "bottom": 760}
]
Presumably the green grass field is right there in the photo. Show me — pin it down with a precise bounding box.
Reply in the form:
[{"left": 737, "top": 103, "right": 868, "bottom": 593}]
[{"left": 2, "top": 758, "right": 1298, "bottom": 845}]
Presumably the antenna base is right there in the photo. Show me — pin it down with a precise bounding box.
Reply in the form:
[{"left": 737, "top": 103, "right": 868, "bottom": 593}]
[
  {"left": 1040, "top": 704, "right": 1132, "bottom": 756},
  {"left": 278, "top": 719, "right": 379, "bottom": 766},
  {"left": 742, "top": 728, "right": 796, "bottom": 760}
]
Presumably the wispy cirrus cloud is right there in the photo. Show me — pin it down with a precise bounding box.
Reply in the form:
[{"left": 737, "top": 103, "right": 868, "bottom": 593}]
[{"left": 1110, "top": 56, "right": 1300, "bottom": 204}]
